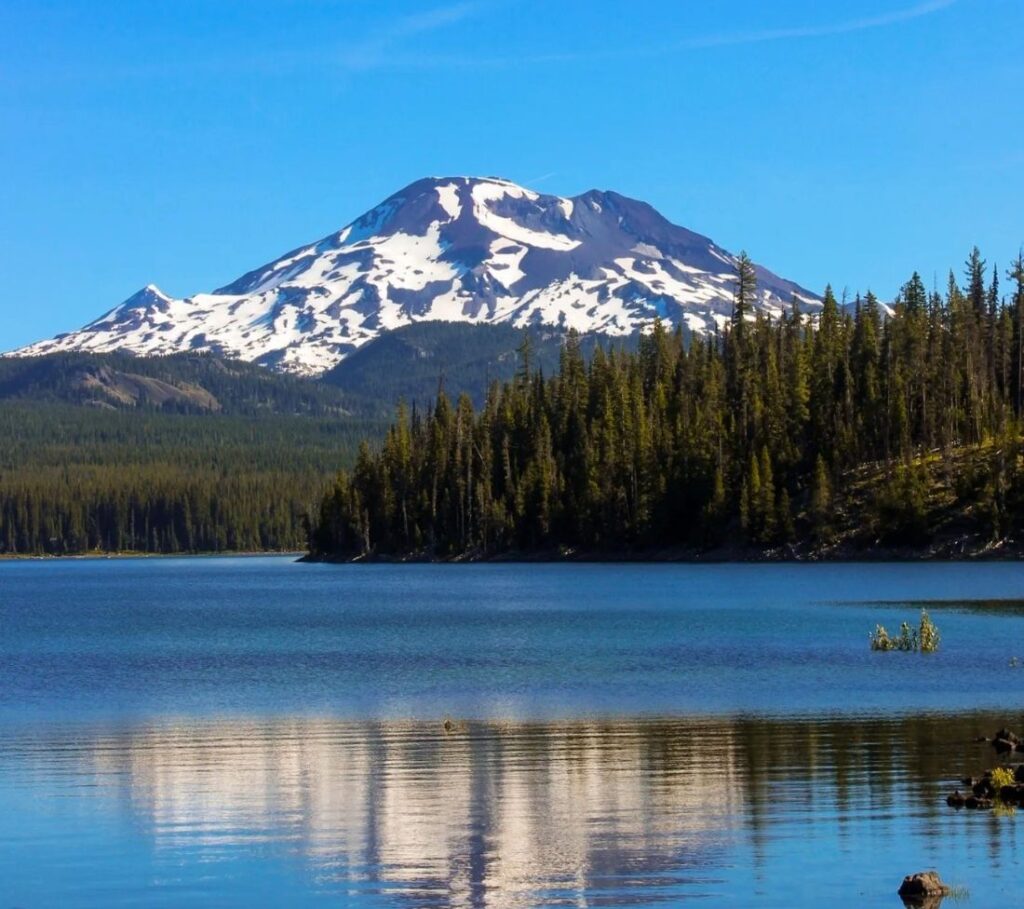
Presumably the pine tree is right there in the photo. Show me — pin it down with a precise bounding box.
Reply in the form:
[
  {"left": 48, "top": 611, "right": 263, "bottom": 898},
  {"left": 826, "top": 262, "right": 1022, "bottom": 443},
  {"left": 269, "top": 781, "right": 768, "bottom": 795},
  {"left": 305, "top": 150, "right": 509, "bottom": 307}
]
[
  {"left": 810, "top": 455, "right": 833, "bottom": 544},
  {"left": 1009, "top": 252, "right": 1024, "bottom": 415}
]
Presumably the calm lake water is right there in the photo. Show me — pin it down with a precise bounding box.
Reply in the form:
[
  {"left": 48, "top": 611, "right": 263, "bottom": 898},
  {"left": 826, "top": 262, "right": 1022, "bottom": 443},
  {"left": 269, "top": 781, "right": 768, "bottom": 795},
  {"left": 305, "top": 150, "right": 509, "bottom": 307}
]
[{"left": 2, "top": 557, "right": 1024, "bottom": 906}]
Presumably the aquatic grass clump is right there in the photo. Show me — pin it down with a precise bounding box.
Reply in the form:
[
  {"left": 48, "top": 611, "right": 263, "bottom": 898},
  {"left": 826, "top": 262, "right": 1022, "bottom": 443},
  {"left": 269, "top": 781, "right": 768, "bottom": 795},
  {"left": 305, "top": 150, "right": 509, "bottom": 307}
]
[
  {"left": 869, "top": 625, "right": 889, "bottom": 649},
  {"left": 870, "top": 621, "right": 915, "bottom": 651},
  {"left": 990, "top": 766, "right": 1015, "bottom": 790},
  {"left": 870, "top": 609, "right": 940, "bottom": 652},
  {"left": 918, "top": 609, "right": 940, "bottom": 652}
]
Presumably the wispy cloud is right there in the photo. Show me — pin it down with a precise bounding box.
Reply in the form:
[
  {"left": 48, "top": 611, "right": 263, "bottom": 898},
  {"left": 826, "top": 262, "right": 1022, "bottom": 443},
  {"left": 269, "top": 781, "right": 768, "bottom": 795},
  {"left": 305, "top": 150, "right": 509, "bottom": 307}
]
[
  {"left": 525, "top": 171, "right": 557, "bottom": 186},
  {"left": 336, "top": 2, "right": 488, "bottom": 70},
  {"left": 671, "top": 0, "right": 959, "bottom": 51},
  {"left": 1, "top": 1, "right": 491, "bottom": 83},
  {"left": 374, "top": 0, "right": 959, "bottom": 68},
  {"left": 3, "top": 0, "right": 957, "bottom": 83}
]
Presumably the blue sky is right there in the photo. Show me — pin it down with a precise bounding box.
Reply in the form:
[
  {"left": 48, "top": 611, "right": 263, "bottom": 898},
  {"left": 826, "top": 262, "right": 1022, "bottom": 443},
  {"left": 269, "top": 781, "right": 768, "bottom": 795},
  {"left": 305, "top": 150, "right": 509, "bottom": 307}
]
[{"left": 1, "top": 0, "right": 1021, "bottom": 349}]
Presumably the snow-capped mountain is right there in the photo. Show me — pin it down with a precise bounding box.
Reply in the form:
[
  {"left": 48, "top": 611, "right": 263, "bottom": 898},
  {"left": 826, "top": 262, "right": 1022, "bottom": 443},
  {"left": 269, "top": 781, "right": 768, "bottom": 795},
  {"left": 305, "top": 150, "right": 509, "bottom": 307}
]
[{"left": 10, "top": 176, "right": 820, "bottom": 376}]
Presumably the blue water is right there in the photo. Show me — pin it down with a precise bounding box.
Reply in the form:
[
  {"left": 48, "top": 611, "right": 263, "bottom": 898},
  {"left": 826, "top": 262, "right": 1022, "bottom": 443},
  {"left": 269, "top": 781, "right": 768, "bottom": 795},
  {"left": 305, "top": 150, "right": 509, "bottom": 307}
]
[{"left": 2, "top": 557, "right": 1024, "bottom": 906}]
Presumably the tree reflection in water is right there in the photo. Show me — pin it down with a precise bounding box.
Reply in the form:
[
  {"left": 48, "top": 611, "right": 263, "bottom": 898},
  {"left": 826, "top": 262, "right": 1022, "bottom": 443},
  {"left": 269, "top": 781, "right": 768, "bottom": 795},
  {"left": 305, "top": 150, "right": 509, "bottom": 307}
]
[{"left": 2, "top": 711, "right": 1021, "bottom": 907}]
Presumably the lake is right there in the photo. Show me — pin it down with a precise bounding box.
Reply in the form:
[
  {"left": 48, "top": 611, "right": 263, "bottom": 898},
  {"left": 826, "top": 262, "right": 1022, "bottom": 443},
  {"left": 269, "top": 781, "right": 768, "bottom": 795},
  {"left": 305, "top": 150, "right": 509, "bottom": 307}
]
[{"left": 2, "top": 557, "right": 1024, "bottom": 906}]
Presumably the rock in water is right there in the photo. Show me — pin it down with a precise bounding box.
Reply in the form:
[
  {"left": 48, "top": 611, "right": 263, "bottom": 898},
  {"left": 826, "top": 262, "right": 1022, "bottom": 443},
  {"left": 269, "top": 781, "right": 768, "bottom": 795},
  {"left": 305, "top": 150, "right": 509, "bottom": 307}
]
[
  {"left": 972, "top": 777, "right": 995, "bottom": 798},
  {"left": 999, "top": 783, "right": 1024, "bottom": 802},
  {"left": 898, "top": 871, "right": 950, "bottom": 899}
]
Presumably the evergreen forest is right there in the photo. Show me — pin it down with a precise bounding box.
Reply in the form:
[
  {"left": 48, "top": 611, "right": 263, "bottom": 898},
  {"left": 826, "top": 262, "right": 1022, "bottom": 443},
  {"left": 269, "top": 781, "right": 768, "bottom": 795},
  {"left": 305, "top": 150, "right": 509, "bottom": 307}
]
[
  {"left": 0, "top": 404, "right": 377, "bottom": 554},
  {"left": 309, "top": 249, "right": 1024, "bottom": 560}
]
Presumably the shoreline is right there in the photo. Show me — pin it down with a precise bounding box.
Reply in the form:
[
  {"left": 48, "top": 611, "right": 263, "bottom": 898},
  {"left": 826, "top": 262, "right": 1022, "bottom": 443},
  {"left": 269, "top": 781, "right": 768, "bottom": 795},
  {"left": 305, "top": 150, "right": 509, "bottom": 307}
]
[
  {"left": 302, "top": 535, "right": 1024, "bottom": 564},
  {"left": 0, "top": 550, "right": 305, "bottom": 562},
  {"left": 5, "top": 537, "right": 1023, "bottom": 564}
]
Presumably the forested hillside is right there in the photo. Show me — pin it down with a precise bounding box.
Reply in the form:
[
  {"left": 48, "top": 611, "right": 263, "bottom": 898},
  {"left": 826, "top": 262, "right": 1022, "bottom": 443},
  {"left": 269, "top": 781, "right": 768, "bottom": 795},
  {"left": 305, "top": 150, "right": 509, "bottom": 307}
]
[
  {"left": 0, "top": 330, "right": 607, "bottom": 555},
  {"left": 309, "top": 250, "right": 1024, "bottom": 560},
  {"left": 322, "top": 322, "right": 626, "bottom": 411},
  {"left": 0, "top": 351, "right": 353, "bottom": 415}
]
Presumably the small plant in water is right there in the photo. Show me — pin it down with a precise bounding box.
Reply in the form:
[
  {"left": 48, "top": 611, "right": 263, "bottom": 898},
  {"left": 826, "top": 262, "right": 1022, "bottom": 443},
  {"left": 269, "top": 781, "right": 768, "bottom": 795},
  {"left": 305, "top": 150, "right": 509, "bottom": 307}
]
[
  {"left": 918, "top": 609, "right": 940, "bottom": 653},
  {"left": 869, "top": 620, "right": 916, "bottom": 651},
  {"left": 869, "top": 609, "right": 940, "bottom": 653},
  {"left": 991, "top": 766, "right": 1015, "bottom": 790},
  {"left": 870, "top": 625, "right": 894, "bottom": 650}
]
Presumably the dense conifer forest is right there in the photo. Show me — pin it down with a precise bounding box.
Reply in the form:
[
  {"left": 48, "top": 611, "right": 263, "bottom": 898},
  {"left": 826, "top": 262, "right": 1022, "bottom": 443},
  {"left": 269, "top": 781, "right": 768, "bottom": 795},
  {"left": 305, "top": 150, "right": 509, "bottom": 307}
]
[
  {"left": 0, "top": 404, "right": 378, "bottom": 554},
  {"left": 309, "top": 249, "right": 1024, "bottom": 560},
  {"left": 0, "top": 333, "right": 589, "bottom": 556}
]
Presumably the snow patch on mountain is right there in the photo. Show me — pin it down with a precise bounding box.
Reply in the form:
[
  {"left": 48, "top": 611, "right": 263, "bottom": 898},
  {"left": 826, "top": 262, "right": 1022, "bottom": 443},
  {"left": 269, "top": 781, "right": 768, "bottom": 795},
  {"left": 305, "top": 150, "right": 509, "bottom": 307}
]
[{"left": 436, "top": 183, "right": 462, "bottom": 220}]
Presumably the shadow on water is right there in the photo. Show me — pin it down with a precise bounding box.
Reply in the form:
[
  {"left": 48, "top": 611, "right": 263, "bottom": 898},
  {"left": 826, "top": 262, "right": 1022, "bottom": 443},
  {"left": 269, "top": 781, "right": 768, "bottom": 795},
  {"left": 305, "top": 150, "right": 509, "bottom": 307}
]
[
  {"left": 849, "top": 598, "right": 1024, "bottom": 617},
  {"left": 2, "top": 711, "right": 1022, "bottom": 907}
]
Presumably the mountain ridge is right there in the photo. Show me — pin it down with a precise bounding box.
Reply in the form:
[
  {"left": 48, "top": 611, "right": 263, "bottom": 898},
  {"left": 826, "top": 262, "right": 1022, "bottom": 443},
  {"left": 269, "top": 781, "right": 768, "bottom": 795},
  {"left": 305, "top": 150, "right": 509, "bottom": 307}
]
[
  {"left": 8, "top": 176, "right": 821, "bottom": 375},
  {"left": 0, "top": 350, "right": 354, "bottom": 416}
]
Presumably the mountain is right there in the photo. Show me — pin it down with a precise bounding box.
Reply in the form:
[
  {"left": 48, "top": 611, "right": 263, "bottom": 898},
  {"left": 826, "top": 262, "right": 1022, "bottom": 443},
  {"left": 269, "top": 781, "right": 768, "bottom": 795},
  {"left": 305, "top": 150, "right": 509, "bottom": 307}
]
[{"left": 8, "top": 176, "right": 821, "bottom": 376}]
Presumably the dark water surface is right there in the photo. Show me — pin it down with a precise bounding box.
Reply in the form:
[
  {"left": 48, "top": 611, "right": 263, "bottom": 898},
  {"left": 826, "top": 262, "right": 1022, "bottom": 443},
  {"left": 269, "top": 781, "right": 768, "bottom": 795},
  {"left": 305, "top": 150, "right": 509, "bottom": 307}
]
[{"left": 3, "top": 557, "right": 1024, "bottom": 906}]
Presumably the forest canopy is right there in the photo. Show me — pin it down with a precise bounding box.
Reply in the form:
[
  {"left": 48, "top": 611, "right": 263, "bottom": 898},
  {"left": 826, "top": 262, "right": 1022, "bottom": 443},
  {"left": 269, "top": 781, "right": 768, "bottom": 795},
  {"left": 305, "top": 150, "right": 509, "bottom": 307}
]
[{"left": 309, "top": 249, "right": 1024, "bottom": 560}]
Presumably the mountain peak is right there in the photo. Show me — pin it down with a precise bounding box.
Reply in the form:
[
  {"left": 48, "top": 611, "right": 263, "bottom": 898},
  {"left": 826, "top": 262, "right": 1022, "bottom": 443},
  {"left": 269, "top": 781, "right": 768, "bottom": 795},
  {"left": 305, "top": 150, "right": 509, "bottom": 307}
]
[{"left": 9, "top": 178, "right": 821, "bottom": 375}]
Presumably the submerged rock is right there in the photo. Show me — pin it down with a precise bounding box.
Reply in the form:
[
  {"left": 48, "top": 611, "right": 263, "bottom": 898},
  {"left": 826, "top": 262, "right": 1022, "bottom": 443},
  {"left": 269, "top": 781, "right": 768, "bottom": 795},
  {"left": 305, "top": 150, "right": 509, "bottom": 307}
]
[{"left": 965, "top": 795, "right": 993, "bottom": 809}]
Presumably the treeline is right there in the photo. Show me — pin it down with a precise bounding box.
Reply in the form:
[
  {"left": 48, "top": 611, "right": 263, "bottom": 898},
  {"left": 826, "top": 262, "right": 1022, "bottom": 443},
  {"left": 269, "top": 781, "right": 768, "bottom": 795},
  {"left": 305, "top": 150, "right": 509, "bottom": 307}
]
[
  {"left": 1, "top": 465, "right": 318, "bottom": 553},
  {"left": 0, "top": 404, "right": 381, "bottom": 554},
  {"left": 309, "top": 249, "right": 1024, "bottom": 558}
]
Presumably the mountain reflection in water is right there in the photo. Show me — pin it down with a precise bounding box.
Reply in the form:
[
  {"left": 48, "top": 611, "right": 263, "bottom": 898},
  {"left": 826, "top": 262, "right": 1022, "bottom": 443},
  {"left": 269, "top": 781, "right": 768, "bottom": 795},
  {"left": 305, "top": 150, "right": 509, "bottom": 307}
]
[{"left": 3, "top": 712, "right": 1022, "bottom": 907}]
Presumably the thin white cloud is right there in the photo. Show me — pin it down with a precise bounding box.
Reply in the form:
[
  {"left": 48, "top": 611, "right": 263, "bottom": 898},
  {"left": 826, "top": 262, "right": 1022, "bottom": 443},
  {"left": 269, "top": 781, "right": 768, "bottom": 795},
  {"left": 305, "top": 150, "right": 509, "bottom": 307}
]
[
  {"left": 375, "top": 0, "right": 960, "bottom": 68},
  {"left": 337, "top": 1, "right": 487, "bottom": 70},
  {"left": 17, "top": 2, "right": 492, "bottom": 81},
  {"left": 673, "top": 0, "right": 959, "bottom": 50},
  {"left": 6, "top": 0, "right": 957, "bottom": 82},
  {"left": 525, "top": 171, "right": 557, "bottom": 186}
]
